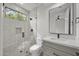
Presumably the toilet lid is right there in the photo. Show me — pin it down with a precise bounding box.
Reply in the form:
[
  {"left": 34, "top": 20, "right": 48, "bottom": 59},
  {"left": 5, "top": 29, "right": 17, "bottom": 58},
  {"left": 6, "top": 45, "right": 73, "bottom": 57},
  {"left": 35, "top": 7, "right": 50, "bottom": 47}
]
[{"left": 30, "top": 45, "right": 41, "bottom": 50}]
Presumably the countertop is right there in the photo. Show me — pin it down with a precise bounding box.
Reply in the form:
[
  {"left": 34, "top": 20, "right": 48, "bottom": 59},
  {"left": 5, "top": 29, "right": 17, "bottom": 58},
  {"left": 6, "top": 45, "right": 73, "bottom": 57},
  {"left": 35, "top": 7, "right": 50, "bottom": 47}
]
[{"left": 43, "top": 37, "right": 79, "bottom": 50}]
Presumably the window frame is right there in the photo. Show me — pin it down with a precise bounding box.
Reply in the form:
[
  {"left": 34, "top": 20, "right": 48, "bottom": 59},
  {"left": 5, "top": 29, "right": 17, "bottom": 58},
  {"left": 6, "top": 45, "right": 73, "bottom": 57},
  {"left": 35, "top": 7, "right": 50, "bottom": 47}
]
[{"left": 4, "top": 6, "right": 27, "bottom": 21}]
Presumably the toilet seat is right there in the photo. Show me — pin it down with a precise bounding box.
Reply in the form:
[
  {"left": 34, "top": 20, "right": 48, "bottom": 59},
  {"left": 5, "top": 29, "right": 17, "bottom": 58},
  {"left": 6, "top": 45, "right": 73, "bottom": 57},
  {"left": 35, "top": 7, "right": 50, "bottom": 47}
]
[{"left": 30, "top": 45, "right": 41, "bottom": 51}]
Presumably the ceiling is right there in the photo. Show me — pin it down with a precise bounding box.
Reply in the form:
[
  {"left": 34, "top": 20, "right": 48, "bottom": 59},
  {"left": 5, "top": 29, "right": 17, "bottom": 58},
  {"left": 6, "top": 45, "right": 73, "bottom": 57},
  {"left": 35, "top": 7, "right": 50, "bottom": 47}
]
[{"left": 17, "top": 3, "right": 55, "bottom": 11}]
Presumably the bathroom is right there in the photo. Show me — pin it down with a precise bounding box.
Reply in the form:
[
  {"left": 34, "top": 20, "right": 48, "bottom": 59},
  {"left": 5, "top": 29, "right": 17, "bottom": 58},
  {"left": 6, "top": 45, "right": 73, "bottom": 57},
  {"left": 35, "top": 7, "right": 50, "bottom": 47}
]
[{"left": 0, "top": 3, "right": 79, "bottom": 56}]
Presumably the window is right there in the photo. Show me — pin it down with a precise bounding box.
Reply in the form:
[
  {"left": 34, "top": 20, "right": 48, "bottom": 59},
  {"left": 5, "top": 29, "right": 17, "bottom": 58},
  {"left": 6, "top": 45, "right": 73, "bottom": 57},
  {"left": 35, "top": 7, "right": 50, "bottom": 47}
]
[{"left": 5, "top": 7, "right": 27, "bottom": 21}]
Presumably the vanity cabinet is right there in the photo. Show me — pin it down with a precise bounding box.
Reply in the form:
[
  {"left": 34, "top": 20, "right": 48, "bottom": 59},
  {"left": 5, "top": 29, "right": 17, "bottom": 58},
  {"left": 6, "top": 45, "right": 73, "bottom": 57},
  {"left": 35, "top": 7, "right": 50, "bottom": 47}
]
[
  {"left": 42, "top": 3, "right": 79, "bottom": 56},
  {"left": 42, "top": 44, "right": 71, "bottom": 56},
  {"left": 42, "top": 40, "right": 79, "bottom": 56}
]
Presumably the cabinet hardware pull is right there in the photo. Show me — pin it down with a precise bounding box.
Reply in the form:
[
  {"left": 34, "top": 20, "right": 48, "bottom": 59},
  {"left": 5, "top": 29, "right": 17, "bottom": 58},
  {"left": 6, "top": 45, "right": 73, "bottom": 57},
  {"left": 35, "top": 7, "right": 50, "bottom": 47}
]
[
  {"left": 53, "top": 52, "right": 59, "bottom": 56},
  {"left": 76, "top": 52, "right": 79, "bottom": 56},
  {"left": 20, "top": 50, "right": 23, "bottom": 53}
]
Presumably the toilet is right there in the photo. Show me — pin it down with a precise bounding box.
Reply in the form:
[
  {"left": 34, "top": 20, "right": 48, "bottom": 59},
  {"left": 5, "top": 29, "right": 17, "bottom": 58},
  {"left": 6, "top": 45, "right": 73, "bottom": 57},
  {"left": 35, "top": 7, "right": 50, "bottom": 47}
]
[
  {"left": 30, "top": 44, "right": 42, "bottom": 56},
  {"left": 29, "top": 33, "right": 43, "bottom": 56}
]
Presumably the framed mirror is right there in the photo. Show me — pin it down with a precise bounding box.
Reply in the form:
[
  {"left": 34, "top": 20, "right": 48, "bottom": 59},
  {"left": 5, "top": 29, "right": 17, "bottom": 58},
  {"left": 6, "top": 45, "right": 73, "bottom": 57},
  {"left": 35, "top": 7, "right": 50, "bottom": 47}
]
[{"left": 49, "top": 3, "right": 74, "bottom": 35}]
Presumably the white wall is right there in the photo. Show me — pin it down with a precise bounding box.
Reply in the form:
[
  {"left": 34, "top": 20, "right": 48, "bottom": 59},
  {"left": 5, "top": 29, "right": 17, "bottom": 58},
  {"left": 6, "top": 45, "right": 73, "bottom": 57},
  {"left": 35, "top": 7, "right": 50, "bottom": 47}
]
[
  {"left": 76, "top": 4, "right": 79, "bottom": 17},
  {"left": 37, "top": 3, "right": 75, "bottom": 39},
  {"left": 0, "top": 3, "right": 3, "bottom": 56},
  {"left": 29, "top": 8, "right": 37, "bottom": 37}
]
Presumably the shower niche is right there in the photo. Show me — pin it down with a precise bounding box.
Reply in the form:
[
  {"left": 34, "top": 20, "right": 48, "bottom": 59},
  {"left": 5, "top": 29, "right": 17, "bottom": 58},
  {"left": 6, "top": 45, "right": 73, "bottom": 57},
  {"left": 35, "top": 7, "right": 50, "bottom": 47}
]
[{"left": 49, "top": 4, "right": 74, "bottom": 35}]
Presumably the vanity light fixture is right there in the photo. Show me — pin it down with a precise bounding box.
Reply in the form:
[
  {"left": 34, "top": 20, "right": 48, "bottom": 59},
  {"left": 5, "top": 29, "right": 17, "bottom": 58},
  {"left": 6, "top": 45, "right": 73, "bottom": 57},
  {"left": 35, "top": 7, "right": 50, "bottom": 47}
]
[
  {"left": 56, "top": 15, "right": 64, "bottom": 21},
  {"left": 56, "top": 16, "right": 61, "bottom": 21}
]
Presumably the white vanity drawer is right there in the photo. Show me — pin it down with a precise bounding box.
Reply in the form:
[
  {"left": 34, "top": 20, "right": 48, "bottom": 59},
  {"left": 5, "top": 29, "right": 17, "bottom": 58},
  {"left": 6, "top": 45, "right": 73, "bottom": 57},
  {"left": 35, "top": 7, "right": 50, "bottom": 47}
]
[
  {"left": 51, "top": 47, "right": 71, "bottom": 56},
  {"left": 43, "top": 45, "right": 54, "bottom": 56},
  {"left": 43, "top": 41, "right": 79, "bottom": 56},
  {"left": 43, "top": 44, "right": 71, "bottom": 56}
]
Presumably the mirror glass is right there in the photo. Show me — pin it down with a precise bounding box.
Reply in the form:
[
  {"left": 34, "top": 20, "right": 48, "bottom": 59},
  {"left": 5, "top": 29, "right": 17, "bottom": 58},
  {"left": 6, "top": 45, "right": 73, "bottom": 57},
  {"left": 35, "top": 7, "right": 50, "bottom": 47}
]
[{"left": 49, "top": 4, "right": 73, "bottom": 34}]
